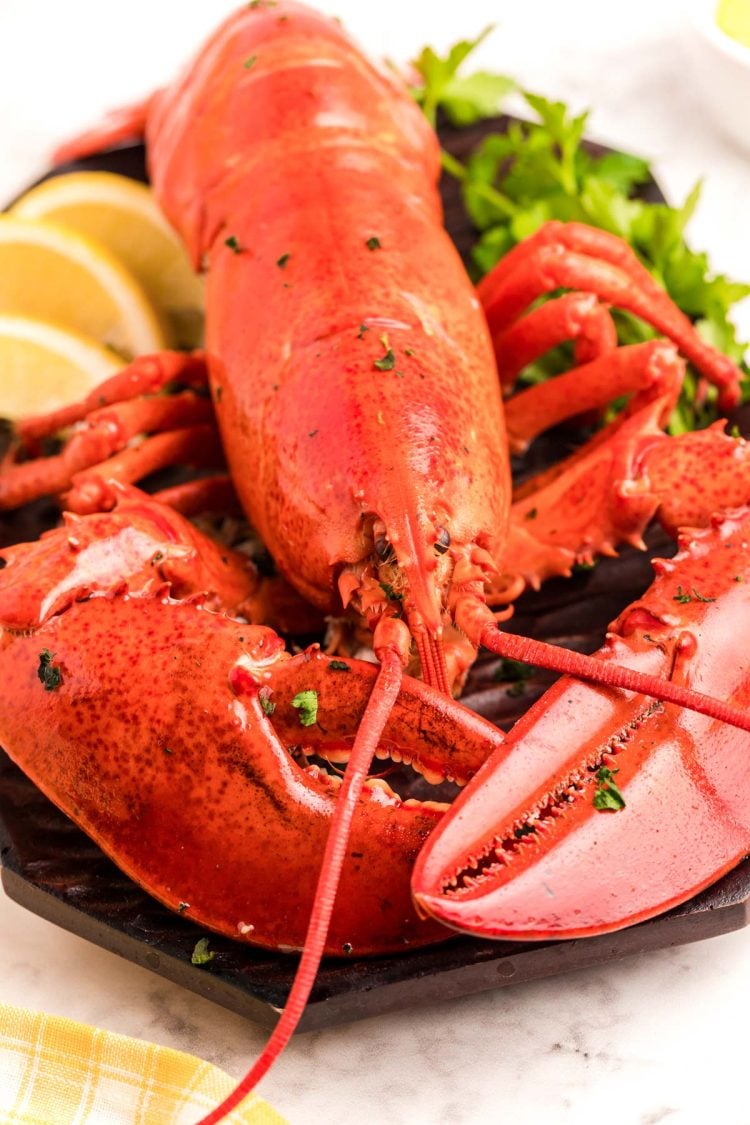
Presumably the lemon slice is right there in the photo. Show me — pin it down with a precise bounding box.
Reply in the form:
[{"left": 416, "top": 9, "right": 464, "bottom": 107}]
[
  {"left": 0, "top": 314, "right": 122, "bottom": 420},
  {"left": 0, "top": 216, "right": 167, "bottom": 359},
  {"left": 10, "top": 172, "right": 205, "bottom": 348}
]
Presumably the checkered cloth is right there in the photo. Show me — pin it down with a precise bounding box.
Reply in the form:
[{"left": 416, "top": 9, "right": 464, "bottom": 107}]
[{"left": 0, "top": 1002, "right": 285, "bottom": 1124}]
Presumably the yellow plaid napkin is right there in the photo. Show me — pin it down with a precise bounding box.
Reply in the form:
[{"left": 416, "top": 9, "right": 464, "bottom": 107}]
[{"left": 0, "top": 1002, "right": 286, "bottom": 1124}]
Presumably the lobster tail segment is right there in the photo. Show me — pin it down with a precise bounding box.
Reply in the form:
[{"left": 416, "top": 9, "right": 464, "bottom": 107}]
[{"left": 415, "top": 508, "right": 750, "bottom": 940}]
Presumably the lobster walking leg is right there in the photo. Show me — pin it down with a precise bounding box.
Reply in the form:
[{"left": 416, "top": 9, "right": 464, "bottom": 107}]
[
  {"left": 0, "top": 350, "right": 213, "bottom": 511},
  {"left": 493, "top": 290, "right": 617, "bottom": 388},
  {"left": 478, "top": 220, "right": 742, "bottom": 408}
]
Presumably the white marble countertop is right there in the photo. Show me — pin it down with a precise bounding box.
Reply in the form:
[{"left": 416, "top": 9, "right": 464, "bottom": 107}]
[{"left": 1, "top": 2, "right": 750, "bottom": 1122}]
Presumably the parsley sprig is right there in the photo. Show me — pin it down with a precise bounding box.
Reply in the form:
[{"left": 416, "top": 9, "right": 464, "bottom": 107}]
[
  {"left": 292, "top": 690, "right": 318, "bottom": 727},
  {"left": 411, "top": 33, "right": 750, "bottom": 433},
  {"left": 592, "top": 766, "right": 626, "bottom": 811},
  {"left": 410, "top": 27, "right": 515, "bottom": 128}
]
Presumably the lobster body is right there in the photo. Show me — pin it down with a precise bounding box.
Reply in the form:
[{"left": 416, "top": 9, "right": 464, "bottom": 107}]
[{"left": 146, "top": 4, "right": 510, "bottom": 640}]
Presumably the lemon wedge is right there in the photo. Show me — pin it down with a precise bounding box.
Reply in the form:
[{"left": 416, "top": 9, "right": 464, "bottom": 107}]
[
  {"left": 0, "top": 215, "right": 168, "bottom": 359},
  {"left": 10, "top": 172, "right": 204, "bottom": 348},
  {"left": 0, "top": 314, "right": 121, "bottom": 420}
]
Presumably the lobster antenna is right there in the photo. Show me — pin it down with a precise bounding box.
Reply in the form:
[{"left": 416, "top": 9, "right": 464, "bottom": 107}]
[
  {"left": 482, "top": 626, "right": 750, "bottom": 733},
  {"left": 197, "top": 645, "right": 406, "bottom": 1124}
]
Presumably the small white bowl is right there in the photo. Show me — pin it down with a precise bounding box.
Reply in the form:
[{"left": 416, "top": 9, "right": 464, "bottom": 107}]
[{"left": 686, "top": 0, "right": 750, "bottom": 153}]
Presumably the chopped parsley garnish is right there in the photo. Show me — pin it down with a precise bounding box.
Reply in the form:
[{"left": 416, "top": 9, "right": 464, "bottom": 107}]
[
  {"left": 593, "top": 766, "right": 626, "bottom": 811},
  {"left": 224, "top": 235, "right": 241, "bottom": 253},
  {"left": 292, "top": 690, "right": 318, "bottom": 727},
  {"left": 248, "top": 0, "right": 276, "bottom": 7},
  {"left": 308, "top": 429, "right": 319, "bottom": 437},
  {"left": 191, "top": 938, "right": 215, "bottom": 966},
  {"left": 37, "top": 649, "right": 62, "bottom": 692},
  {"left": 404, "top": 347, "right": 415, "bottom": 356},
  {"left": 365, "top": 236, "right": 381, "bottom": 250},
  {"left": 243, "top": 55, "right": 257, "bottom": 69},
  {"left": 524, "top": 508, "right": 538, "bottom": 521},
  {"left": 276, "top": 252, "right": 291, "bottom": 269},
  {"left": 356, "top": 323, "right": 369, "bottom": 339},
  {"left": 259, "top": 687, "right": 276, "bottom": 716},
  {"left": 328, "top": 660, "right": 351, "bottom": 671},
  {"left": 673, "top": 585, "right": 717, "bottom": 604},
  {"left": 374, "top": 348, "right": 396, "bottom": 371}
]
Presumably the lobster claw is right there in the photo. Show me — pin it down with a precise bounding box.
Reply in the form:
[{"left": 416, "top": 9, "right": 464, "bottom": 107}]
[
  {"left": 0, "top": 500, "right": 503, "bottom": 954},
  {"left": 413, "top": 509, "right": 750, "bottom": 940}
]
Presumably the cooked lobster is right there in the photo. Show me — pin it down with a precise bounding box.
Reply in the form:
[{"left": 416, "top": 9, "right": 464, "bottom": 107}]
[{"left": 1, "top": 2, "right": 750, "bottom": 1119}]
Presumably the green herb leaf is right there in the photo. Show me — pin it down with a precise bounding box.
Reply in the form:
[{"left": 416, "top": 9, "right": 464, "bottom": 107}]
[
  {"left": 356, "top": 323, "right": 369, "bottom": 339},
  {"left": 365, "top": 236, "right": 381, "bottom": 250},
  {"left": 37, "top": 649, "right": 62, "bottom": 692},
  {"left": 259, "top": 687, "right": 275, "bottom": 716},
  {"left": 593, "top": 766, "right": 626, "bottom": 811},
  {"left": 673, "top": 585, "right": 693, "bottom": 604},
  {"left": 411, "top": 27, "right": 515, "bottom": 127},
  {"left": 374, "top": 348, "right": 396, "bottom": 371},
  {"left": 276, "top": 252, "right": 291, "bottom": 269},
  {"left": 379, "top": 581, "right": 403, "bottom": 601},
  {"left": 328, "top": 660, "right": 351, "bottom": 671},
  {"left": 243, "top": 55, "right": 257, "bottom": 69},
  {"left": 191, "top": 937, "right": 215, "bottom": 966},
  {"left": 224, "top": 235, "right": 241, "bottom": 253},
  {"left": 292, "top": 689, "right": 318, "bottom": 727}
]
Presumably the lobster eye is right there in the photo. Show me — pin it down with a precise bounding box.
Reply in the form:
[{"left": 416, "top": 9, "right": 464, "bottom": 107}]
[
  {"left": 434, "top": 527, "right": 451, "bottom": 554},
  {"left": 375, "top": 536, "right": 392, "bottom": 561}
]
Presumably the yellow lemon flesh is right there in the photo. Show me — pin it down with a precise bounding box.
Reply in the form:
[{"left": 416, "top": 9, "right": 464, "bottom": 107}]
[
  {"left": 0, "top": 314, "right": 121, "bottom": 421},
  {"left": 0, "top": 216, "right": 167, "bottom": 360},
  {"left": 10, "top": 172, "right": 204, "bottom": 348},
  {"left": 717, "top": 0, "right": 750, "bottom": 47}
]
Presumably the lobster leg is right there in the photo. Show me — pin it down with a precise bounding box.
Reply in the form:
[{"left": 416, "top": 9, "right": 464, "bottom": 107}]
[
  {"left": 415, "top": 509, "right": 750, "bottom": 939},
  {"left": 504, "top": 338, "right": 682, "bottom": 453},
  {"left": 478, "top": 220, "right": 742, "bottom": 409},
  {"left": 16, "top": 349, "right": 208, "bottom": 446},
  {"left": 0, "top": 349, "right": 214, "bottom": 511},
  {"left": 64, "top": 422, "right": 224, "bottom": 513},
  {"left": 0, "top": 396, "right": 215, "bottom": 511},
  {"left": 493, "top": 290, "right": 617, "bottom": 388}
]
